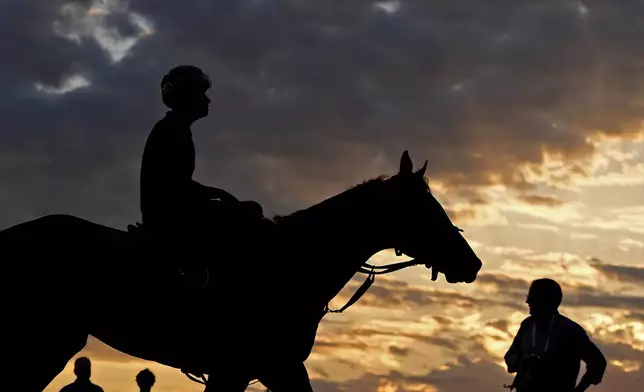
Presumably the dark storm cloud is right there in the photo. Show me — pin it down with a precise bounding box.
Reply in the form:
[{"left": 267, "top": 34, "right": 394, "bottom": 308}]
[
  {"left": 2, "top": 0, "right": 644, "bottom": 229},
  {"left": 593, "top": 263, "right": 644, "bottom": 285},
  {"left": 0, "top": 0, "right": 159, "bottom": 227}
]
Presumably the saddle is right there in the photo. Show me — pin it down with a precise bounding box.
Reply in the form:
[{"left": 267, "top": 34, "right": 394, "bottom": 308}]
[
  {"left": 126, "top": 221, "right": 211, "bottom": 289},
  {"left": 125, "top": 201, "right": 273, "bottom": 289},
  {"left": 127, "top": 200, "right": 268, "bottom": 241}
]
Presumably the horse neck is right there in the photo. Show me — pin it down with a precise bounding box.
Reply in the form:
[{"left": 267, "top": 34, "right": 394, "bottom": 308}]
[{"left": 277, "top": 180, "right": 393, "bottom": 305}]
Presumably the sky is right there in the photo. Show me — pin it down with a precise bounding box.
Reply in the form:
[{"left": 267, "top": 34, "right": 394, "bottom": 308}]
[{"left": 1, "top": 0, "right": 643, "bottom": 391}]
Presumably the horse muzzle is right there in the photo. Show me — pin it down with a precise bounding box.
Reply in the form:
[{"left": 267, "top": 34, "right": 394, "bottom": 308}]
[{"left": 430, "top": 262, "right": 480, "bottom": 284}]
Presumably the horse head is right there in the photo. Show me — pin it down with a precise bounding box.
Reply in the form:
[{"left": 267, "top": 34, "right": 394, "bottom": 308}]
[{"left": 379, "top": 150, "right": 482, "bottom": 284}]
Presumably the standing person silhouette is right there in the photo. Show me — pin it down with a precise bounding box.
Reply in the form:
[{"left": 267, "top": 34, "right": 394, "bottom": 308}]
[
  {"left": 136, "top": 369, "right": 155, "bottom": 392},
  {"left": 504, "top": 278, "right": 607, "bottom": 392},
  {"left": 59, "top": 357, "right": 104, "bottom": 392}
]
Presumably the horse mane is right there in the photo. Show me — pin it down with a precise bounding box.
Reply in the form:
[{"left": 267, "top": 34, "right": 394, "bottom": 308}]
[{"left": 271, "top": 175, "right": 391, "bottom": 225}]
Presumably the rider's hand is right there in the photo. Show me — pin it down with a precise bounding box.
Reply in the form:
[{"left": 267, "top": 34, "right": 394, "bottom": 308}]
[{"left": 207, "top": 187, "right": 238, "bottom": 204}]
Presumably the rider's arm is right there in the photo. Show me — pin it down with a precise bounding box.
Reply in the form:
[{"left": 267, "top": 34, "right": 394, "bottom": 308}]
[
  {"left": 575, "top": 331, "right": 607, "bottom": 391},
  {"left": 189, "top": 180, "right": 237, "bottom": 203},
  {"left": 157, "top": 132, "right": 234, "bottom": 203},
  {"left": 504, "top": 320, "right": 527, "bottom": 373}
]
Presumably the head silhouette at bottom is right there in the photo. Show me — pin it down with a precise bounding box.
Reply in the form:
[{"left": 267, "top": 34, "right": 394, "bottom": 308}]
[
  {"left": 60, "top": 357, "right": 104, "bottom": 392},
  {"left": 136, "top": 369, "right": 156, "bottom": 392},
  {"left": 74, "top": 357, "right": 92, "bottom": 381},
  {"left": 526, "top": 278, "right": 562, "bottom": 320}
]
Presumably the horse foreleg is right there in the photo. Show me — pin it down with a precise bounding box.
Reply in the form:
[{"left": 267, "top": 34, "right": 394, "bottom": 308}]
[{"left": 258, "top": 362, "right": 313, "bottom": 392}]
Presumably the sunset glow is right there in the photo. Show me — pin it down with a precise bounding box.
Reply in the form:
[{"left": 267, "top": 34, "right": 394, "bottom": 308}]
[{"left": 1, "top": 1, "right": 642, "bottom": 392}]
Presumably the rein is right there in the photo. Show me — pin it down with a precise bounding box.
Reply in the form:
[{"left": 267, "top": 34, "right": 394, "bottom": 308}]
[
  {"left": 182, "top": 370, "right": 207, "bottom": 385},
  {"left": 324, "top": 250, "right": 427, "bottom": 314}
]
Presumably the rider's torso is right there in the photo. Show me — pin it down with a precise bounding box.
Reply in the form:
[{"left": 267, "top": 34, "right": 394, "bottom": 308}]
[{"left": 140, "top": 111, "right": 201, "bottom": 227}]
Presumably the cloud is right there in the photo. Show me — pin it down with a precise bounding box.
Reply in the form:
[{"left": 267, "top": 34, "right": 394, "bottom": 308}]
[
  {"left": 0, "top": 0, "right": 159, "bottom": 227},
  {"left": 476, "top": 272, "right": 531, "bottom": 293},
  {"left": 332, "top": 276, "right": 492, "bottom": 311},
  {"left": 309, "top": 362, "right": 644, "bottom": 392},
  {"left": 34, "top": 73, "right": 91, "bottom": 95},
  {"left": 474, "top": 269, "right": 593, "bottom": 298},
  {"left": 311, "top": 299, "right": 644, "bottom": 390},
  {"left": 517, "top": 193, "right": 567, "bottom": 207},
  {"left": 517, "top": 222, "right": 561, "bottom": 232},
  {"left": 399, "top": 357, "right": 513, "bottom": 392},
  {"left": 619, "top": 238, "right": 644, "bottom": 252},
  {"left": 591, "top": 262, "right": 644, "bottom": 285},
  {"left": 4, "top": 4, "right": 644, "bottom": 390},
  {"left": 600, "top": 342, "right": 644, "bottom": 363},
  {"left": 571, "top": 232, "right": 599, "bottom": 240},
  {"left": 310, "top": 356, "right": 515, "bottom": 392},
  {"left": 388, "top": 345, "right": 411, "bottom": 357},
  {"left": 314, "top": 338, "right": 371, "bottom": 352},
  {"left": 3, "top": 0, "right": 644, "bottom": 230},
  {"left": 472, "top": 269, "right": 644, "bottom": 312},
  {"left": 567, "top": 293, "right": 644, "bottom": 311}
]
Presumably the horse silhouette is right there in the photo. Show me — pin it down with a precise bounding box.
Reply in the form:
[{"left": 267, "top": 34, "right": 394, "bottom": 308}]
[{"left": 1, "top": 151, "right": 482, "bottom": 392}]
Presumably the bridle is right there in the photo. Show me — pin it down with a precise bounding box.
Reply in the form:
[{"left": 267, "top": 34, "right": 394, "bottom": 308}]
[
  {"left": 361, "top": 225, "right": 463, "bottom": 276},
  {"left": 324, "top": 225, "right": 464, "bottom": 313}
]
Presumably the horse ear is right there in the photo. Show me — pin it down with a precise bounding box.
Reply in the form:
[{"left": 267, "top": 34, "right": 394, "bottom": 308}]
[
  {"left": 416, "top": 160, "right": 427, "bottom": 177},
  {"left": 400, "top": 150, "right": 413, "bottom": 174}
]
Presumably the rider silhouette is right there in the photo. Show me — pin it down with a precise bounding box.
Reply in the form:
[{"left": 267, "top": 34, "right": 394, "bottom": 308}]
[
  {"left": 140, "top": 65, "right": 237, "bottom": 236},
  {"left": 504, "top": 278, "right": 606, "bottom": 392},
  {"left": 139, "top": 65, "right": 266, "bottom": 282},
  {"left": 59, "top": 357, "right": 104, "bottom": 392}
]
